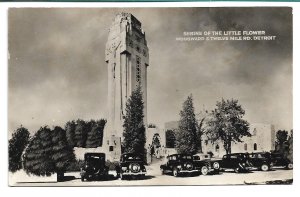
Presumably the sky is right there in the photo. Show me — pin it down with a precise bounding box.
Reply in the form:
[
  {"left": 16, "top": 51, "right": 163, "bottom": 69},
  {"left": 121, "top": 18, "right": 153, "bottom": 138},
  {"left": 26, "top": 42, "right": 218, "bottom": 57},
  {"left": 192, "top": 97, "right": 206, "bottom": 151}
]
[{"left": 8, "top": 7, "right": 293, "bottom": 135}]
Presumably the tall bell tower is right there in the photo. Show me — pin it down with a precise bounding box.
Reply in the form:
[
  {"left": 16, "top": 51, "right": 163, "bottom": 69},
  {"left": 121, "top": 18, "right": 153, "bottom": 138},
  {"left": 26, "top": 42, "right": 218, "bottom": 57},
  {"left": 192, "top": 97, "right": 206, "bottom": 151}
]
[{"left": 104, "top": 13, "right": 149, "bottom": 161}]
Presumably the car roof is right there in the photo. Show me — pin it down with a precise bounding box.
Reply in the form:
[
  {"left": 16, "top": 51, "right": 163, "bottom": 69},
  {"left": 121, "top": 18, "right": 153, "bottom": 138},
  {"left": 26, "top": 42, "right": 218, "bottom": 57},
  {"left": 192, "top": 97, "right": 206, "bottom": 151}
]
[{"left": 167, "top": 154, "right": 192, "bottom": 157}]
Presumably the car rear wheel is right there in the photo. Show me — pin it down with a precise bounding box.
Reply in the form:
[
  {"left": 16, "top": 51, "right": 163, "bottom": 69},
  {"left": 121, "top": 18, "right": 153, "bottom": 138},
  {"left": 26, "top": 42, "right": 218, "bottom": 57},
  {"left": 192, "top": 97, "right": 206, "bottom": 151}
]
[
  {"left": 201, "top": 166, "right": 209, "bottom": 176},
  {"left": 261, "top": 164, "right": 269, "bottom": 171},
  {"left": 81, "top": 176, "right": 85, "bottom": 182},
  {"left": 287, "top": 163, "right": 293, "bottom": 169},
  {"left": 173, "top": 168, "right": 178, "bottom": 177}
]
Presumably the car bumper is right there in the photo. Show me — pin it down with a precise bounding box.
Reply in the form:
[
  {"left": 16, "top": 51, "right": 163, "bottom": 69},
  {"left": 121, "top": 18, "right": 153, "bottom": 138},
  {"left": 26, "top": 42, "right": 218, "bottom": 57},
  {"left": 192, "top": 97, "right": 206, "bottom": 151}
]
[{"left": 121, "top": 171, "right": 146, "bottom": 176}]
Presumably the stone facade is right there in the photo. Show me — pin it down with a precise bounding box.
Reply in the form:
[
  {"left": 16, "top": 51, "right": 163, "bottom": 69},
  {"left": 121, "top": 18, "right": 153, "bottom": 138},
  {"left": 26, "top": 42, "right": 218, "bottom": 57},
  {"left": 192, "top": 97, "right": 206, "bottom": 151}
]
[
  {"left": 103, "top": 13, "right": 149, "bottom": 161},
  {"left": 163, "top": 121, "right": 276, "bottom": 158}
]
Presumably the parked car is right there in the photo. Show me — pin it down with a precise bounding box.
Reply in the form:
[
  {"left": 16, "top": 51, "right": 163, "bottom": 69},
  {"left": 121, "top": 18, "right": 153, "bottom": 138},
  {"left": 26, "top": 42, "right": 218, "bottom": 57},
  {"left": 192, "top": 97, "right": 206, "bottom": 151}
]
[
  {"left": 160, "top": 154, "right": 200, "bottom": 177},
  {"left": 220, "top": 153, "right": 251, "bottom": 173},
  {"left": 115, "top": 153, "right": 147, "bottom": 180},
  {"left": 80, "top": 153, "right": 109, "bottom": 181},
  {"left": 248, "top": 152, "right": 273, "bottom": 171},
  {"left": 270, "top": 153, "right": 293, "bottom": 169},
  {"left": 193, "top": 154, "right": 221, "bottom": 175}
]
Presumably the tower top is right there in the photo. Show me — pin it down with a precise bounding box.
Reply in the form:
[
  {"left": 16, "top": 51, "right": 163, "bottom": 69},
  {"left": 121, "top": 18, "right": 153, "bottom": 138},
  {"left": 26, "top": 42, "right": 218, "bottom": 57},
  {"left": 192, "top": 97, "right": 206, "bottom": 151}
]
[{"left": 110, "top": 12, "right": 144, "bottom": 34}]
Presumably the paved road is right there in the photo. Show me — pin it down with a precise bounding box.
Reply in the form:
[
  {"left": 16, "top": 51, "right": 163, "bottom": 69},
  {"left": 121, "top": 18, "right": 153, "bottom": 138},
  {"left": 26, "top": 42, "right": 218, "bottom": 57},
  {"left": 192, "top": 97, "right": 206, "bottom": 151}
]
[{"left": 13, "top": 162, "right": 293, "bottom": 186}]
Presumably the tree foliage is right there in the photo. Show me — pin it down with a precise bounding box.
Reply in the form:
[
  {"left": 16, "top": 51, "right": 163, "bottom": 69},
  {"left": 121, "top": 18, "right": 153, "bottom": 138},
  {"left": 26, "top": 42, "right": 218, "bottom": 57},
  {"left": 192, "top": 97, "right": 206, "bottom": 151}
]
[
  {"left": 175, "top": 95, "right": 198, "bottom": 155},
  {"left": 23, "top": 126, "right": 54, "bottom": 176},
  {"left": 65, "top": 120, "right": 76, "bottom": 147},
  {"left": 86, "top": 119, "right": 107, "bottom": 148},
  {"left": 206, "top": 98, "right": 251, "bottom": 154},
  {"left": 51, "top": 126, "right": 76, "bottom": 174},
  {"left": 8, "top": 126, "right": 30, "bottom": 172},
  {"left": 166, "top": 130, "right": 176, "bottom": 148},
  {"left": 23, "top": 126, "right": 75, "bottom": 177},
  {"left": 122, "top": 86, "right": 146, "bottom": 156},
  {"left": 74, "top": 119, "right": 88, "bottom": 148},
  {"left": 275, "top": 130, "right": 292, "bottom": 159}
]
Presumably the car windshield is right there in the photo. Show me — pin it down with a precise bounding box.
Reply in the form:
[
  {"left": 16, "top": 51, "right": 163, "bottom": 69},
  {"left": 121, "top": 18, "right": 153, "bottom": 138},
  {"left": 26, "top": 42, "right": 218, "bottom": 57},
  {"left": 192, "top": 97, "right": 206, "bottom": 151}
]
[
  {"left": 193, "top": 156, "right": 200, "bottom": 160},
  {"left": 181, "top": 155, "right": 192, "bottom": 160}
]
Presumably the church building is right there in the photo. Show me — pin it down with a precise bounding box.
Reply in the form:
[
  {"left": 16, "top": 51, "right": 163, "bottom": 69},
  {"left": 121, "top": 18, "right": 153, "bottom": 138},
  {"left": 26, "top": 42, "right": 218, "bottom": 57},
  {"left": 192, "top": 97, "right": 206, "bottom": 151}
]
[{"left": 103, "top": 13, "right": 149, "bottom": 161}]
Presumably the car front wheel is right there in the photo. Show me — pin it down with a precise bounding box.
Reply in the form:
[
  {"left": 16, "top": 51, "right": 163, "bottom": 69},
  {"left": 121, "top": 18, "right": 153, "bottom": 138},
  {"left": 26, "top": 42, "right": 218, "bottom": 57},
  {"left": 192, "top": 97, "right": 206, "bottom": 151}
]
[
  {"left": 261, "top": 164, "right": 269, "bottom": 171},
  {"left": 234, "top": 167, "right": 240, "bottom": 173},
  {"left": 201, "top": 166, "right": 209, "bottom": 176},
  {"left": 173, "top": 168, "right": 179, "bottom": 177},
  {"left": 160, "top": 168, "right": 165, "bottom": 175}
]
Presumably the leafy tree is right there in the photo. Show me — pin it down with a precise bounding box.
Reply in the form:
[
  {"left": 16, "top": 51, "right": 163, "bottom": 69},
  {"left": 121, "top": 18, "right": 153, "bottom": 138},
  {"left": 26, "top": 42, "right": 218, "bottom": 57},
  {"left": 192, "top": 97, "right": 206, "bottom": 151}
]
[
  {"left": 195, "top": 110, "right": 208, "bottom": 153},
  {"left": 8, "top": 126, "right": 30, "bottom": 172},
  {"left": 86, "top": 119, "right": 107, "bottom": 148},
  {"left": 275, "top": 130, "right": 290, "bottom": 158},
  {"left": 65, "top": 120, "right": 76, "bottom": 148},
  {"left": 23, "top": 126, "right": 76, "bottom": 180},
  {"left": 23, "top": 126, "right": 54, "bottom": 176},
  {"left": 122, "top": 86, "right": 146, "bottom": 156},
  {"left": 175, "top": 95, "right": 198, "bottom": 154},
  {"left": 165, "top": 130, "right": 176, "bottom": 148},
  {"left": 206, "top": 98, "right": 251, "bottom": 154},
  {"left": 51, "top": 126, "right": 76, "bottom": 180},
  {"left": 74, "top": 119, "right": 88, "bottom": 147}
]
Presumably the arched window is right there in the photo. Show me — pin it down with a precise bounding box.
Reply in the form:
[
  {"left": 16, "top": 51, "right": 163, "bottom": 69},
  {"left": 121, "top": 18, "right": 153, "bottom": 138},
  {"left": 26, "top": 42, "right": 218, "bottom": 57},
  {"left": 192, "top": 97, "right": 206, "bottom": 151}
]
[
  {"left": 254, "top": 143, "right": 257, "bottom": 151},
  {"left": 215, "top": 144, "right": 220, "bottom": 152},
  {"left": 244, "top": 143, "right": 247, "bottom": 151}
]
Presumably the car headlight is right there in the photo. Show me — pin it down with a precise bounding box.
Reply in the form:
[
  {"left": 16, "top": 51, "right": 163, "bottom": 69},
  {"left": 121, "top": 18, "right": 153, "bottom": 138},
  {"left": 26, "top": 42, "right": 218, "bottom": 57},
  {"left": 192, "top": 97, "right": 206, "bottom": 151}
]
[
  {"left": 121, "top": 167, "right": 127, "bottom": 171},
  {"left": 177, "top": 165, "right": 182, "bottom": 169},
  {"left": 242, "top": 163, "right": 246, "bottom": 166},
  {"left": 213, "top": 162, "right": 220, "bottom": 169}
]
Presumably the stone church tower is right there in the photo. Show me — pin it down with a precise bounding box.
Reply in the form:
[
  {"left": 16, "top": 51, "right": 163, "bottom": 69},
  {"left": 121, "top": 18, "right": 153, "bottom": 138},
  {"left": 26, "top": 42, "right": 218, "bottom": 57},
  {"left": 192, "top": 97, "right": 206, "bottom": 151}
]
[{"left": 104, "top": 13, "right": 149, "bottom": 161}]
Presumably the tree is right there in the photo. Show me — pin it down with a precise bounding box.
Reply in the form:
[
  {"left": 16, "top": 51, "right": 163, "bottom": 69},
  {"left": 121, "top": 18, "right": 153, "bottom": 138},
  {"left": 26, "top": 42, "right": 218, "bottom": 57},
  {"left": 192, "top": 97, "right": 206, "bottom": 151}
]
[
  {"left": 74, "top": 119, "right": 88, "bottom": 147},
  {"left": 23, "top": 126, "right": 76, "bottom": 180},
  {"left": 8, "top": 126, "right": 30, "bottom": 172},
  {"left": 195, "top": 110, "right": 208, "bottom": 153},
  {"left": 65, "top": 120, "right": 76, "bottom": 148},
  {"left": 165, "top": 130, "right": 176, "bottom": 148},
  {"left": 86, "top": 119, "right": 107, "bottom": 148},
  {"left": 23, "top": 126, "right": 54, "bottom": 176},
  {"left": 175, "top": 95, "right": 198, "bottom": 155},
  {"left": 122, "top": 86, "right": 146, "bottom": 156},
  {"left": 206, "top": 98, "right": 251, "bottom": 154},
  {"left": 51, "top": 126, "right": 76, "bottom": 181},
  {"left": 275, "top": 130, "right": 289, "bottom": 157}
]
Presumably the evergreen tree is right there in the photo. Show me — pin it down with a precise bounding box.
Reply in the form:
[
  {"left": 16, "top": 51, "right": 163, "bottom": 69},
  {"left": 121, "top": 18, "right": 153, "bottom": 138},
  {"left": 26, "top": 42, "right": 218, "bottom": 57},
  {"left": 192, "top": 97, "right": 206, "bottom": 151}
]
[
  {"left": 8, "top": 126, "right": 30, "bottom": 172},
  {"left": 74, "top": 119, "right": 88, "bottom": 147},
  {"left": 51, "top": 126, "right": 76, "bottom": 180},
  {"left": 122, "top": 86, "right": 146, "bottom": 156},
  {"left": 23, "top": 126, "right": 54, "bottom": 176},
  {"left": 175, "top": 95, "right": 198, "bottom": 154},
  {"left": 206, "top": 98, "right": 251, "bottom": 154},
  {"left": 86, "top": 119, "right": 106, "bottom": 148},
  {"left": 65, "top": 120, "right": 76, "bottom": 148},
  {"left": 287, "top": 130, "right": 293, "bottom": 161}
]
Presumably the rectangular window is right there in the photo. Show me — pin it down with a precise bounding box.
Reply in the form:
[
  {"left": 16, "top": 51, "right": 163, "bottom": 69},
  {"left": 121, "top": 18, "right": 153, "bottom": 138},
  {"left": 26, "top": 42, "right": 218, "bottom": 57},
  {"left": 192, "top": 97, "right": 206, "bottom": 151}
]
[
  {"left": 136, "top": 55, "right": 141, "bottom": 83},
  {"left": 109, "top": 146, "right": 114, "bottom": 152}
]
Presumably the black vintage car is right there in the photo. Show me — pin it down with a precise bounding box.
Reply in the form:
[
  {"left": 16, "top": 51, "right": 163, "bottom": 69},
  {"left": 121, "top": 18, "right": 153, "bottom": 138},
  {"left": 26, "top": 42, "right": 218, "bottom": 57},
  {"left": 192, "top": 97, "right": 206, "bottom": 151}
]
[
  {"left": 220, "top": 153, "right": 251, "bottom": 173},
  {"left": 160, "top": 154, "right": 200, "bottom": 177},
  {"left": 270, "top": 153, "right": 293, "bottom": 169},
  {"left": 193, "top": 154, "right": 221, "bottom": 175},
  {"left": 80, "top": 153, "right": 109, "bottom": 181},
  {"left": 248, "top": 152, "right": 273, "bottom": 171},
  {"left": 115, "top": 153, "right": 147, "bottom": 180}
]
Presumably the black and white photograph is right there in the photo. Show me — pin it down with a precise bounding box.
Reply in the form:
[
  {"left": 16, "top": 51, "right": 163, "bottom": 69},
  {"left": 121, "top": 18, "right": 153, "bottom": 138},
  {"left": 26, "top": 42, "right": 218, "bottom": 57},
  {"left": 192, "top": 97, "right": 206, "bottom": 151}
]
[{"left": 7, "top": 7, "right": 293, "bottom": 186}]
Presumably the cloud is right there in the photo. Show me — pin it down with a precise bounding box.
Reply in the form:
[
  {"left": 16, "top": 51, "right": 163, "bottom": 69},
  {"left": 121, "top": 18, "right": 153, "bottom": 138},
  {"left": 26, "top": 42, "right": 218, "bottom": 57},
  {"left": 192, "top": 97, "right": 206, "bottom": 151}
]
[{"left": 8, "top": 7, "right": 293, "bottom": 134}]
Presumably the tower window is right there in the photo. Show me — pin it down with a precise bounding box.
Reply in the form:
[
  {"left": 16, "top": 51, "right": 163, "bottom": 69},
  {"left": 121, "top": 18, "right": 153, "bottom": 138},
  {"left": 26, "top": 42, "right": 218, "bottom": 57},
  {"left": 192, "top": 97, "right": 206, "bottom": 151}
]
[
  {"left": 244, "top": 143, "right": 247, "bottom": 151},
  {"left": 136, "top": 56, "right": 141, "bottom": 83}
]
